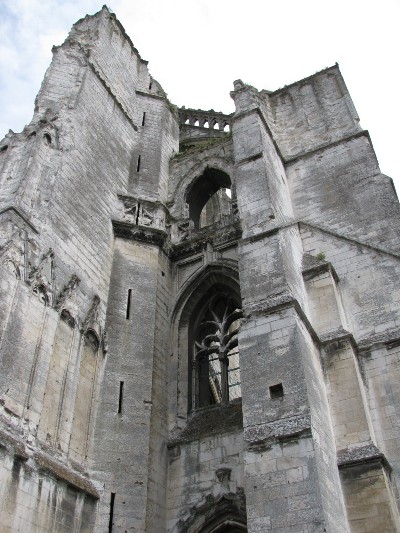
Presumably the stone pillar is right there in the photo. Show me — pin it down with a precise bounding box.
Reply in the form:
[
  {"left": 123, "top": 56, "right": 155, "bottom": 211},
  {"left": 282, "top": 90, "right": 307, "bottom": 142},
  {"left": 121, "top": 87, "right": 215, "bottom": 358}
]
[{"left": 231, "top": 81, "right": 349, "bottom": 532}]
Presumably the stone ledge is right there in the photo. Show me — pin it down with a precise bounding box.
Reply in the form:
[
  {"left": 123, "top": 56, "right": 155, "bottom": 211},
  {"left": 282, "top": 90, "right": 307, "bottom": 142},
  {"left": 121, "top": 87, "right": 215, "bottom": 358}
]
[
  {"left": 242, "top": 298, "right": 321, "bottom": 349},
  {"left": 170, "top": 222, "right": 242, "bottom": 261},
  {"left": 236, "top": 152, "right": 263, "bottom": 166},
  {"left": 242, "top": 291, "right": 295, "bottom": 318},
  {"left": 0, "top": 427, "right": 99, "bottom": 499},
  {"left": 34, "top": 451, "right": 99, "bottom": 499},
  {"left": 113, "top": 219, "right": 242, "bottom": 260},
  {"left": 135, "top": 90, "right": 165, "bottom": 101},
  {"left": 0, "top": 427, "right": 30, "bottom": 460},
  {"left": 302, "top": 255, "right": 339, "bottom": 283},
  {"left": 112, "top": 220, "right": 167, "bottom": 248},
  {"left": 284, "top": 129, "right": 369, "bottom": 165},
  {"left": 357, "top": 329, "right": 400, "bottom": 352},
  {"left": 320, "top": 328, "right": 353, "bottom": 347},
  {"left": 337, "top": 443, "right": 389, "bottom": 472},
  {"left": 168, "top": 400, "right": 243, "bottom": 447},
  {"left": 244, "top": 414, "right": 312, "bottom": 449}
]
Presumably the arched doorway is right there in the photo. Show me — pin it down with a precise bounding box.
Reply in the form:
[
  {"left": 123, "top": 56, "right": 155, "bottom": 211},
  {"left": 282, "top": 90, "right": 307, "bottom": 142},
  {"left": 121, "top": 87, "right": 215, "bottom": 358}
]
[{"left": 176, "top": 492, "right": 247, "bottom": 533}]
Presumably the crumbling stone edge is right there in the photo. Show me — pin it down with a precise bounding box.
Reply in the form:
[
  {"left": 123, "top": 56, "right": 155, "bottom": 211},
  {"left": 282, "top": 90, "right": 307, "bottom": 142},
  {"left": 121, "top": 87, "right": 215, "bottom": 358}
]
[
  {"left": 244, "top": 414, "right": 312, "bottom": 450},
  {"left": 0, "top": 427, "right": 99, "bottom": 499}
]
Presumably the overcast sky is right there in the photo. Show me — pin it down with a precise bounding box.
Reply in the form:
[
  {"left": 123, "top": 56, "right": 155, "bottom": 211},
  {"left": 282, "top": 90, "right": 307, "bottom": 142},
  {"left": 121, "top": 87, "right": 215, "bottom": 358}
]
[{"left": 1, "top": 0, "right": 399, "bottom": 189}]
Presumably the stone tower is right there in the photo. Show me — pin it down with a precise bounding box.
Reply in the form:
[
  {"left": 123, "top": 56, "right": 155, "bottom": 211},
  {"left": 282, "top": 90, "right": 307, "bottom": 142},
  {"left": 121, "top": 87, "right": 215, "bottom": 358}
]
[{"left": 1, "top": 6, "right": 400, "bottom": 533}]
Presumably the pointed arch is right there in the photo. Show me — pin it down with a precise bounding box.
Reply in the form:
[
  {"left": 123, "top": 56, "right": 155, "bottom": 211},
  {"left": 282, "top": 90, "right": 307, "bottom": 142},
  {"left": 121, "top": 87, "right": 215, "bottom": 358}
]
[
  {"left": 186, "top": 167, "right": 231, "bottom": 228},
  {"left": 172, "top": 262, "right": 240, "bottom": 324},
  {"left": 169, "top": 156, "right": 235, "bottom": 220},
  {"left": 171, "top": 262, "right": 242, "bottom": 416},
  {"left": 176, "top": 492, "right": 247, "bottom": 533}
]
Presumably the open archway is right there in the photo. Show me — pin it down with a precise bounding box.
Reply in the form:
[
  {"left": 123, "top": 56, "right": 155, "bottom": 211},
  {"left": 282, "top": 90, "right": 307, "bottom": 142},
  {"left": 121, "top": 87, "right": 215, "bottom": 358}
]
[{"left": 186, "top": 167, "right": 231, "bottom": 229}]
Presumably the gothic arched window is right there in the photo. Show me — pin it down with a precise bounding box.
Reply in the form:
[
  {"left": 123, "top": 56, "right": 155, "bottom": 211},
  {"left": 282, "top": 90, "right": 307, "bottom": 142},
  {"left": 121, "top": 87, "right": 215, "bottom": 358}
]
[{"left": 192, "top": 292, "right": 242, "bottom": 409}]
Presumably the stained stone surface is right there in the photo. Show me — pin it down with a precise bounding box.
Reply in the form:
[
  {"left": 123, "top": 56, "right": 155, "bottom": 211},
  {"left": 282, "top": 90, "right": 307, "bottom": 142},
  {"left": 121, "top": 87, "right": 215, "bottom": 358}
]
[{"left": 1, "top": 5, "right": 400, "bottom": 533}]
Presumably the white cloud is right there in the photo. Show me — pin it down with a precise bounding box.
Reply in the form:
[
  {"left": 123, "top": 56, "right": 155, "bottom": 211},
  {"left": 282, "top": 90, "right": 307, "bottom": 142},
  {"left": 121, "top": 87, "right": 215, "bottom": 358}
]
[{"left": 0, "top": 0, "right": 399, "bottom": 188}]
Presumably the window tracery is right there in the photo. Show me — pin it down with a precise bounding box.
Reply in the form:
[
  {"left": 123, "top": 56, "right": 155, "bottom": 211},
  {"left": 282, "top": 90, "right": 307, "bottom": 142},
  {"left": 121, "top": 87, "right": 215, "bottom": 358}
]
[{"left": 192, "top": 293, "right": 242, "bottom": 408}]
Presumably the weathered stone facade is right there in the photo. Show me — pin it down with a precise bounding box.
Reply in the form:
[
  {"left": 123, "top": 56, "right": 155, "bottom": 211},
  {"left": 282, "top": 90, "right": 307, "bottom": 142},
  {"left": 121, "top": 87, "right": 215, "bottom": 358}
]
[{"left": 1, "top": 6, "right": 400, "bottom": 532}]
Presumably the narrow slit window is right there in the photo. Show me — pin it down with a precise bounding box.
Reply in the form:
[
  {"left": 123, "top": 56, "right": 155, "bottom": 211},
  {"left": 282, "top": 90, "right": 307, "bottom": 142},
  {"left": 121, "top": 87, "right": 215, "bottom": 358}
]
[
  {"left": 126, "top": 289, "right": 132, "bottom": 319},
  {"left": 118, "top": 381, "right": 124, "bottom": 413},
  {"left": 108, "top": 492, "right": 116, "bottom": 533},
  {"left": 136, "top": 155, "right": 141, "bottom": 172},
  {"left": 142, "top": 112, "right": 146, "bottom": 126}
]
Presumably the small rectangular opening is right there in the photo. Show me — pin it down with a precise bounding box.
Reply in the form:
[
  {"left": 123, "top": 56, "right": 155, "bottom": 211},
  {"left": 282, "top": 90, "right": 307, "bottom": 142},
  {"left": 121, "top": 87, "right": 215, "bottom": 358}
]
[
  {"left": 118, "top": 381, "right": 124, "bottom": 413},
  {"left": 126, "top": 289, "right": 132, "bottom": 319},
  {"left": 136, "top": 155, "right": 141, "bottom": 172},
  {"left": 142, "top": 112, "right": 146, "bottom": 126},
  {"left": 269, "top": 383, "right": 284, "bottom": 399},
  {"left": 108, "top": 492, "right": 116, "bottom": 533}
]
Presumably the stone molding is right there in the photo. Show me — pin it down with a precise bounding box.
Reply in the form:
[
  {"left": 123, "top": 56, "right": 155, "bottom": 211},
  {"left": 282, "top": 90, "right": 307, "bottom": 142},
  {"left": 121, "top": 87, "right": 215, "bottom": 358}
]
[
  {"left": 0, "top": 427, "right": 99, "bottom": 499},
  {"left": 0, "top": 206, "right": 39, "bottom": 234},
  {"left": 244, "top": 414, "right": 312, "bottom": 449},
  {"left": 337, "top": 443, "right": 390, "bottom": 472},
  {"left": 112, "top": 220, "right": 168, "bottom": 249},
  {"left": 168, "top": 400, "right": 243, "bottom": 448}
]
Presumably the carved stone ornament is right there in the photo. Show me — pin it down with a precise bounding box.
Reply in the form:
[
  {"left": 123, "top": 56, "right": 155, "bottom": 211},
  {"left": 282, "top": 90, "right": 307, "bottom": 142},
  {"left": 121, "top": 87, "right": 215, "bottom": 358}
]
[
  {"left": 28, "top": 248, "right": 55, "bottom": 305},
  {"left": 54, "top": 273, "right": 80, "bottom": 311},
  {"left": 182, "top": 202, "right": 190, "bottom": 219},
  {"left": 138, "top": 205, "right": 153, "bottom": 226},
  {"left": 119, "top": 195, "right": 167, "bottom": 232},
  {"left": 215, "top": 467, "right": 232, "bottom": 495},
  {"left": 121, "top": 197, "right": 138, "bottom": 223},
  {"left": 82, "top": 295, "right": 101, "bottom": 333},
  {"left": 176, "top": 219, "right": 194, "bottom": 242},
  {"left": 0, "top": 237, "right": 25, "bottom": 279},
  {"left": 60, "top": 309, "right": 76, "bottom": 328}
]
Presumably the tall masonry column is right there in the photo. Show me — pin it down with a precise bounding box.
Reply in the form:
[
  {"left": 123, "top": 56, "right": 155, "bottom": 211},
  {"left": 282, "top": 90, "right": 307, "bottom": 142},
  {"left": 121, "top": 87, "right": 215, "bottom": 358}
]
[
  {"left": 231, "top": 81, "right": 350, "bottom": 532},
  {"left": 89, "top": 32, "right": 179, "bottom": 530},
  {"left": 91, "top": 230, "right": 172, "bottom": 532}
]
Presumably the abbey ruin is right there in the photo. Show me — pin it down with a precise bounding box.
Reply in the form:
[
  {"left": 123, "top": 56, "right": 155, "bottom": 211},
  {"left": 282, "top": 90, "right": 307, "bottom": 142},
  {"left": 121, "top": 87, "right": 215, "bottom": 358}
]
[{"left": 1, "top": 6, "right": 400, "bottom": 532}]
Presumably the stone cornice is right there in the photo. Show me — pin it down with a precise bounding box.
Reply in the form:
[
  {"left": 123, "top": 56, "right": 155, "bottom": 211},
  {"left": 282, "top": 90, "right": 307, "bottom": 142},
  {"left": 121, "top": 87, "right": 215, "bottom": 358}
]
[
  {"left": 112, "top": 218, "right": 242, "bottom": 259},
  {"left": 170, "top": 222, "right": 242, "bottom": 261},
  {"left": 112, "top": 220, "right": 167, "bottom": 248},
  {"left": 244, "top": 414, "right": 312, "bottom": 450},
  {"left": 135, "top": 90, "right": 165, "bottom": 101},
  {"left": 168, "top": 400, "right": 243, "bottom": 448},
  {"left": 337, "top": 443, "right": 390, "bottom": 472},
  {"left": 240, "top": 219, "right": 400, "bottom": 262},
  {"left": 302, "top": 259, "right": 339, "bottom": 284},
  {"left": 284, "top": 130, "right": 372, "bottom": 165},
  {"left": 0, "top": 426, "right": 99, "bottom": 499},
  {"left": 0, "top": 206, "right": 39, "bottom": 234}
]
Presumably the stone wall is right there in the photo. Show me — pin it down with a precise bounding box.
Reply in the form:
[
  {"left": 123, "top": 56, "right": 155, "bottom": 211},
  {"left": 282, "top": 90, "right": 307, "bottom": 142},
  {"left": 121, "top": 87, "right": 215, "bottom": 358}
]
[{"left": 1, "top": 5, "right": 400, "bottom": 533}]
